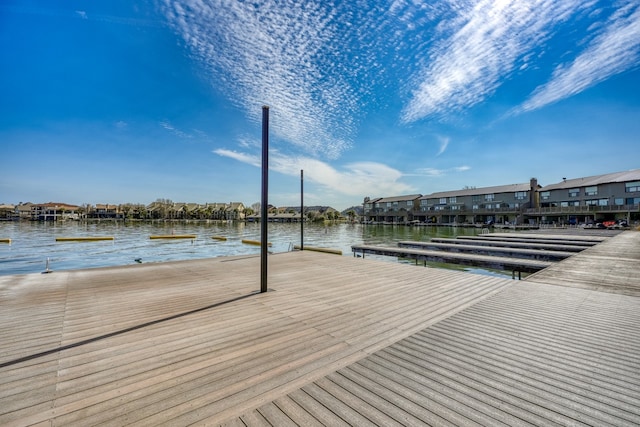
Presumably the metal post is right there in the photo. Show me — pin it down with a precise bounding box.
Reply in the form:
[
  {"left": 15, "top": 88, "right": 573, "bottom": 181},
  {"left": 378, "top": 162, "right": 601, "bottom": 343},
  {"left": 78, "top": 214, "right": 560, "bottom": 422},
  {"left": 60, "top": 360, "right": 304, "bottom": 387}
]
[
  {"left": 300, "top": 169, "right": 304, "bottom": 251},
  {"left": 261, "top": 106, "right": 269, "bottom": 293}
]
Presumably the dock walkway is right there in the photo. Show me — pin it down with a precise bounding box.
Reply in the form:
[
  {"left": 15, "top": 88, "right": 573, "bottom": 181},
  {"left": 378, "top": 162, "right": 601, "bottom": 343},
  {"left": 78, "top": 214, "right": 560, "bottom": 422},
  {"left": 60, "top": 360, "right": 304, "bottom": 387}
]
[
  {"left": 1, "top": 231, "right": 640, "bottom": 425},
  {"left": 397, "top": 240, "right": 574, "bottom": 261},
  {"left": 351, "top": 244, "right": 552, "bottom": 273}
]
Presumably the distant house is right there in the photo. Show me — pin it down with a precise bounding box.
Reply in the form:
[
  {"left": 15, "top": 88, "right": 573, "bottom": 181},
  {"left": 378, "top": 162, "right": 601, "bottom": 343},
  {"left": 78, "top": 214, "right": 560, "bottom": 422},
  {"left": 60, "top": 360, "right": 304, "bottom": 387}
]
[
  {"left": 31, "top": 202, "right": 80, "bottom": 221},
  {"left": 90, "top": 204, "right": 123, "bottom": 219},
  {"left": 16, "top": 203, "right": 34, "bottom": 220},
  {"left": 0, "top": 204, "right": 15, "bottom": 220}
]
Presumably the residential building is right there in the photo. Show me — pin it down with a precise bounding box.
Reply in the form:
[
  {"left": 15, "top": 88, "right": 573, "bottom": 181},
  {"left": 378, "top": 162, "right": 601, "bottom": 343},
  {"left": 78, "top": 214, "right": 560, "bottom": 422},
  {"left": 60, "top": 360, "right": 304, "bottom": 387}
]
[
  {"left": 526, "top": 170, "right": 640, "bottom": 225},
  {"left": 31, "top": 203, "right": 81, "bottom": 221},
  {"left": 363, "top": 195, "right": 422, "bottom": 224},
  {"left": 89, "top": 204, "right": 123, "bottom": 219},
  {"left": 0, "top": 204, "right": 15, "bottom": 220},
  {"left": 416, "top": 179, "right": 539, "bottom": 225}
]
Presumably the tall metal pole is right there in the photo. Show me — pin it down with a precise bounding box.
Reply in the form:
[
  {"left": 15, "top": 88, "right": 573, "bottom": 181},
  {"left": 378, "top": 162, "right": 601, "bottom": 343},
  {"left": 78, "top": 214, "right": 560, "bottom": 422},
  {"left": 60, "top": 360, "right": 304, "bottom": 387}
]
[
  {"left": 261, "top": 106, "right": 269, "bottom": 293},
  {"left": 300, "top": 169, "right": 304, "bottom": 250}
]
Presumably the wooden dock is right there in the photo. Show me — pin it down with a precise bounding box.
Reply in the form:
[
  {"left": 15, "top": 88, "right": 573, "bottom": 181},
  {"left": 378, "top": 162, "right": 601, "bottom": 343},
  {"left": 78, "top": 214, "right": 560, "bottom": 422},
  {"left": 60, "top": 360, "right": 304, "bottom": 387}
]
[
  {"left": 456, "top": 233, "right": 605, "bottom": 246},
  {"left": 351, "top": 244, "right": 553, "bottom": 273},
  {"left": 430, "top": 237, "right": 589, "bottom": 252},
  {"left": 397, "top": 240, "right": 575, "bottom": 261},
  {"left": 1, "top": 231, "right": 640, "bottom": 425}
]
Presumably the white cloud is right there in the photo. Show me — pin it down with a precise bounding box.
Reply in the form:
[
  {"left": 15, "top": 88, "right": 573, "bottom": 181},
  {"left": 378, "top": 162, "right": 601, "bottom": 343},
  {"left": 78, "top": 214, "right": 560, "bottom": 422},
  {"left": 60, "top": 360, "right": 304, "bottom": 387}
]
[
  {"left": 159, "top": 121, "right": 192, "bottom": 139},
  {"left": 401, "top": 0, "right": 579, "bottom": 122},
  {"left": 161, "top": 0, "right": 355, "bottom": 159},
  {"left": 411, "top": 165, "right": 471, "bottom": 177},
  {"left": 436, "top": 136, "right": 450, "bottom": 156},
  {"left": 213, "top": 148, "right": 261, "bottom": 167},
  {"left": 517, "top": 1, "right": 640, "bottom": 113},
  {"left": 214, "top": 148, "right": 412, "bottom": 197}
]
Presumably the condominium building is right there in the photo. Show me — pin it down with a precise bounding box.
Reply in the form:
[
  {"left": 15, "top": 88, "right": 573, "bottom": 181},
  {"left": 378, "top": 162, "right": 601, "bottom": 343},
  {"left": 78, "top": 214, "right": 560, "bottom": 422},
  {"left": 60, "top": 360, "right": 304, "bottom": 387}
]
[
  {"left": 363, "top": 169, "right": 640, "bottom": 226},
  {"left": 526, "top": 170, "right": 640, "bottom": 225}
]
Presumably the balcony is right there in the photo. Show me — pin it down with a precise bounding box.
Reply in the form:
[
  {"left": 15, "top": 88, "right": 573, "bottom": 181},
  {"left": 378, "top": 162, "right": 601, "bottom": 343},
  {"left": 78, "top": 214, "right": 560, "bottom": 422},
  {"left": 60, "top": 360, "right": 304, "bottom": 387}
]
[{"left": 526, "top": 204, "right": 639, "bottom": 215}]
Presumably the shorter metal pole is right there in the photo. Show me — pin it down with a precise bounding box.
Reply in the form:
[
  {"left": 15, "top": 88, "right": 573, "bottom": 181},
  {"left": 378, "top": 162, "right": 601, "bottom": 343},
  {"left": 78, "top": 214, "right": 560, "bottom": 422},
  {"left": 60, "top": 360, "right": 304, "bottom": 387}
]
[{"left": 300, "top": 169, "right": 304, "bottom": 251}]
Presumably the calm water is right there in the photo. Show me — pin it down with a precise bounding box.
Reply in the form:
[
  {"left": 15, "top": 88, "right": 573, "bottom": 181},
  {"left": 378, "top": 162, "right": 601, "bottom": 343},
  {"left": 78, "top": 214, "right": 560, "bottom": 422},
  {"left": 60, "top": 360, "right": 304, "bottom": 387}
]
[{"left": 0, "top": 221, "right": 488, "bottom": 276}]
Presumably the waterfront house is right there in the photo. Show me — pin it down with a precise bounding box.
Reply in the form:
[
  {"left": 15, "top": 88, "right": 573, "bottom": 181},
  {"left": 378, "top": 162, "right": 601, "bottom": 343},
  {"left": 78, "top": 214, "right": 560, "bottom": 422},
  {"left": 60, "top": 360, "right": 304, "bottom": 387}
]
[
  {"left": 31, "top": 202, "right": 81, "bottom": 221},
  {"left": 0, "top": 204, "right": 15, "bottom": 220},
  {"left": 363, "top": 194, "right": 422, "bottom": 224},
  {"left": 417, "top": 179, "right": 539, "bottom": 225},
  {"left": 90, "top": 204, "right": 123, "bottom": 219},
  {"left": 526, "top": 169, "right": 640, "bottom": 225}
]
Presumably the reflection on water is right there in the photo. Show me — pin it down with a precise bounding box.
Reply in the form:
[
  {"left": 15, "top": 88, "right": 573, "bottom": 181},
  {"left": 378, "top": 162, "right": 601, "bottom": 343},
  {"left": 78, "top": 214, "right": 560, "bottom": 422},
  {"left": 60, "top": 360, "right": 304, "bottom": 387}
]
[{"left": 0, "top": 221, "right": 487, "bottom": 276}]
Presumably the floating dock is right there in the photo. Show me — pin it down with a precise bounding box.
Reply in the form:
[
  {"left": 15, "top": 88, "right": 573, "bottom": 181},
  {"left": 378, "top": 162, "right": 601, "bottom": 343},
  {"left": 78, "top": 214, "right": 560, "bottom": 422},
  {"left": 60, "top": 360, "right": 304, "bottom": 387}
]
[
  {"left": 211, "top": 236, "right": 227, "bottom": 241},
  {"left": 241, "top": 239, "right": 272, "bottom": 246},
  {"left": 149, "top": 234, "right": 196, "bottom": 240},
  {"left": 55, "top": 236, "right": 115, "bottom": 242},
  {"left": 1, "top": 231, "right": 639, "bottom": 425},
  {"left": 293, "top": 245, "right": 342, "bottom": 255},
  {"left": 0, "top": 238, "right": 10, "bottom": 244}
]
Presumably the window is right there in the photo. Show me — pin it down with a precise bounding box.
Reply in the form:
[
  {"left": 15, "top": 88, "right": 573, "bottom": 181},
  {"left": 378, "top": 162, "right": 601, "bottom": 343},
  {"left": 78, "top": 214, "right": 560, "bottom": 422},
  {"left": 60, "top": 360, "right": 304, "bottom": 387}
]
[
  {"left": 626, "top": 197, "right": 640, "bottom": 205},
  {"left": 449, "top": 196, "right": 456, "bottom": 204},
  {"left": 540, "top": 191, "right": 550, "bottom": 200},
  {"left": 585, "top": 199, "right": 598, "bottom": 206},
  {"left": 439, "top": 198, "right": 447, "bottom": 204},
  {"left": 568, "top": 188, "right": 579, "bottom": 197},
  {"left": 451, "top": 205, "right": 459, "bottom": 210},
  {"left": 472, "top": 195, "right": 481, "bottom": 203},
  {"left": 598, "top": 199, "right": 608, "bottom": 206},
  {"left": 514, "top": 191, "right": 527, "bottom": 200},
  {"left": 484, "top": 194, "right": 495, "bottom": 201},
  {"left": 585, "top": 186, "right": 598, "bottom": 196},
  {"left": 420, "top": 200, "right": 428, "bottom": 206},
  {"left": 407, "top": 201, "right": 413, "bottom": 207},
  {"left": 472, "top": 204, "right": 479, "bottom": 210},
  {"left": 485, "top": 204, "right": 492, "bottom": 209},
  {"left": 615, "top": 198, "right": 624, "bottom": 206},
  {"left": 625, "top": 181, "right": 640, "bottom": 192},
  {"left": 560, "top": 201, "right": 568, "bottom": 207}
]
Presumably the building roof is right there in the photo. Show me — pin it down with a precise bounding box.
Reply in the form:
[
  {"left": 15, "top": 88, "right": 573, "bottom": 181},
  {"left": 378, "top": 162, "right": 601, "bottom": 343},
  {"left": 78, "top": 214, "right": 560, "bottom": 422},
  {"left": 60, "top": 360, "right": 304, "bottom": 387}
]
[
  {"left": 421, "top": 183, "right": 531, "bottom": 199},
  {"left": 541, "top": 169, "right": 640, "bottom": 191},
  {"left": 375, "top": 194, "right": 422, "bottom": 203}
]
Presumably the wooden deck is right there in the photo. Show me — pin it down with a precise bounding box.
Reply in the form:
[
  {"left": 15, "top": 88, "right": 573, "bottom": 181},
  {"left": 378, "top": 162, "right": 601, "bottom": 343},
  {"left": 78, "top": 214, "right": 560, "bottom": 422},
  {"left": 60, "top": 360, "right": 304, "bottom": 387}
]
[
  {"left": 1, "top": 231, "right": 640, "bottom": 425},
  {"left": 526, "top": 230, "right": 640, "bottom": 296}
]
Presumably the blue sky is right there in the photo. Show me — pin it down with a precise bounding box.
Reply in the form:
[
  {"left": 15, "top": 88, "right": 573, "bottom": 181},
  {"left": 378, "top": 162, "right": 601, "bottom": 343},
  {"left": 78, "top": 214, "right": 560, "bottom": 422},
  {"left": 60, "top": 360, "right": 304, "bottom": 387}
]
[{"left": 1, "top": 0, "right": 639, "bottom": 211}]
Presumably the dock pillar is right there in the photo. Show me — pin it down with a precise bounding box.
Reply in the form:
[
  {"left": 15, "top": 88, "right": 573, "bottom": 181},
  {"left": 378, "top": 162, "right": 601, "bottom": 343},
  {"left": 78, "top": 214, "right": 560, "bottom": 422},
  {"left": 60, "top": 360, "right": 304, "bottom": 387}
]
[{"left": 261, "top": 106, "right": 269, "bottom": 293}]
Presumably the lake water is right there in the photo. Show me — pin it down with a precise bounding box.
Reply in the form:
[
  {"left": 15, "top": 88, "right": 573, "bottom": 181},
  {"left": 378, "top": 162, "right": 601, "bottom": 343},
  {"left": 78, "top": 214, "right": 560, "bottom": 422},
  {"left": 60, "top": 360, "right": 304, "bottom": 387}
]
[{"left": 0, "top": 221, "right": 494, "bottom": 277}]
